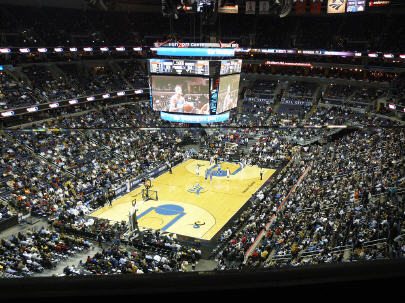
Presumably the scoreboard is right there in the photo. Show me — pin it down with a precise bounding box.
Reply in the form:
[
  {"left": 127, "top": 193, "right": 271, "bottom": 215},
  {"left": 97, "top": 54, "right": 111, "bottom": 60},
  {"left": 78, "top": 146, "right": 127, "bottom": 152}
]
[
  {"left": 149, "top": 59, "right": 241, "bottom": 76},
  {"left": 148, "top": 58, "right": 242, "bottom": 121},
  {"left": 149, "top": 59, "right": 210, "bottom": 76}
]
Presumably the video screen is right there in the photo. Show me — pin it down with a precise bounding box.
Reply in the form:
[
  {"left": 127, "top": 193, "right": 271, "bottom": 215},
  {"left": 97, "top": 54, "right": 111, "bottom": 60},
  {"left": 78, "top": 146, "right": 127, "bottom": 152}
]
[
  {"left": 151, "top": 76, "right": 210, "bottom": 114},
  {"left": 216, "top": 74, "right": 240, "bottom": 114}
]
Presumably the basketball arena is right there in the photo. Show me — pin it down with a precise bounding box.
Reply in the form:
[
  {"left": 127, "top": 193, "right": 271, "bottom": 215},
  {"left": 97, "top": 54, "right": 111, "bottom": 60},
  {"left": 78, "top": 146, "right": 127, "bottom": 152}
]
[{"left": 0, "top": 0, "right": 404, "bottom": 299}]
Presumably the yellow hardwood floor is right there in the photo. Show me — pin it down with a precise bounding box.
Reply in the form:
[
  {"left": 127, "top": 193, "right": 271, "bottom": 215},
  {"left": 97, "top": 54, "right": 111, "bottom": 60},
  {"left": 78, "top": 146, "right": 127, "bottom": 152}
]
[{"left": 91, "top": 159, "right": 275, "bottom": 240}]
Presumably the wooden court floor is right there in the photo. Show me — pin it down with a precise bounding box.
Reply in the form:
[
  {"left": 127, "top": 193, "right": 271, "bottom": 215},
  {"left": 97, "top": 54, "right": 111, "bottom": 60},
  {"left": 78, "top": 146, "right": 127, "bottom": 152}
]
[{"left": 91, "top": 159, "right": 275, "bottom": 241}]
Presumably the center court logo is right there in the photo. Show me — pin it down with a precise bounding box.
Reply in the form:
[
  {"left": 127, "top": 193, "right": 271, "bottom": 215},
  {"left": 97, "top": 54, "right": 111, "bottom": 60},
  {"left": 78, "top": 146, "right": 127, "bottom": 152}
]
[{"left": 187, "top": 183, "right": 207, "bottom": 195}]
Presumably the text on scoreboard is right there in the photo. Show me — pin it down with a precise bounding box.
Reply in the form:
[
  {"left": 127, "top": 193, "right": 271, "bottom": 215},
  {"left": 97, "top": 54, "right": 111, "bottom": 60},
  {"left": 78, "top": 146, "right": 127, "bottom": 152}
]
[{"left": 149, "top": 59, "right": 209, "bottom": 76}]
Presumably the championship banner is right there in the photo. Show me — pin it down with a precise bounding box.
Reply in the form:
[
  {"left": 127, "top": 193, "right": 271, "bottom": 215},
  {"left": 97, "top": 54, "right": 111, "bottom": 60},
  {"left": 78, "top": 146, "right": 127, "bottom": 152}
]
[
  {"left": 295, "top": 0, "right": 307, "bottom": 15},
  {"left": 327, "top": 0, "right": 347, "bottom": 13},
  {"left": 259, "top": 1, "right": 270, "bottom": 14},
  {"left": 245, "top": 1, "right": 256, "bottom": 14},
  {"left": 310, "top": 0, "right": 322, "bottom": 15}
]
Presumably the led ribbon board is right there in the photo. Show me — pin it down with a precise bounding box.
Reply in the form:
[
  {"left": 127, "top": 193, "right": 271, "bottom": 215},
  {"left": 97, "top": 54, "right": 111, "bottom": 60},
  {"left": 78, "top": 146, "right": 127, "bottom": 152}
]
[
  {"left": 155, "top": 47, "right": 235, "bottom": 57},
  {"left": 160, "top": 111, "right": 230, "bottom": 123}
]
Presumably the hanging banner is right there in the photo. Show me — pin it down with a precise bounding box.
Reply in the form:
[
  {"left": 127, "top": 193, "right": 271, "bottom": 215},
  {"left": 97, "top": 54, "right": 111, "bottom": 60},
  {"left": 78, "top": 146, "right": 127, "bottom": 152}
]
[
  {"left": 295, "top": 0, "right": 307, "bottom": 15},
  {"left": 259, "top": 1, "right": 270, "bottom": 14},
  {"left": 310, "top": 0, "right": 322, "bottom": 15},
  {"left": 245, "top": 1, "right": 256, "bottom": 14},
  {"left": 327, "top": 0, "right": 347, "bottom": 14}
]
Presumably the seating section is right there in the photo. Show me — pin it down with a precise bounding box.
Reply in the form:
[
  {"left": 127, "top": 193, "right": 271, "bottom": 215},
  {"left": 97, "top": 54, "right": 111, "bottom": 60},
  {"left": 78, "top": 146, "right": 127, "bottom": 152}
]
[
  {"left": 278, "top": 81, "right": 317, "bottom": 117},
  {"left": 0, "top": 228, "right": 91, "bottom": 278},
  {"left": 1, "top": 61, "right": 148, "bottom": 110}
]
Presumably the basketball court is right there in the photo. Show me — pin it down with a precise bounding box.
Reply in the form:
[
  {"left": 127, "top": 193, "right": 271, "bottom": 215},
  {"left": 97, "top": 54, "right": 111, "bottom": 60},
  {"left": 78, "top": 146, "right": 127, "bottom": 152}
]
[{"left": 91, "top": 159, "right": 275, "bottom": 241}]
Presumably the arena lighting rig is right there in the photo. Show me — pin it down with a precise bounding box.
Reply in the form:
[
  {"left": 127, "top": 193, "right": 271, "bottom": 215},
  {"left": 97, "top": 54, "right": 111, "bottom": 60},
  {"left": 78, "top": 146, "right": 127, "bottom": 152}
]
[{"left": 148, "top": 42, "right": 242, "bottom": 123}]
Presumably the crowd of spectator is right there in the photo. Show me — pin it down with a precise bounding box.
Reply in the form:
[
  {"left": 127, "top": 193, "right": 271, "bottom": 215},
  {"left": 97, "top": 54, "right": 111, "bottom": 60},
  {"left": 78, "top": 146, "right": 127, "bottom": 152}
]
[
  {"left": 0, "top": 60, "right": 147, "bottom": 110},
  {"left": 0, "top": 203, "right": 12, "bottom": 223},
  {"left": 0, "top": 227, "right": 91, "bottom": 278},
  {"left": 215, "top": 127, "right": 404, "bottom": 270},
  {"left": 63, "top": 238, "right": 200, "bottom": 276}
]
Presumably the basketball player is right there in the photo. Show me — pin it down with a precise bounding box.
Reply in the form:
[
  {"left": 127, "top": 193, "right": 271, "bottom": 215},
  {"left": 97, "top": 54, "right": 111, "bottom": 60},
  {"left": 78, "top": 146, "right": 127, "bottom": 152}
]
[
  {"left": 221, "top": 85, "right": 234, "bottom": 112},
  {"left": 226, "top": 168, "right": 230, "bottom": 181},
  {"left": 196, "top": 164, "right": 200, "bottom": 176},
  {"left": 260, "top": 167, "right": 264, "bottom": 180},
  {"left": 169, "top": 85, "right": 186, "bottom": 112},
  {"left": 166, "top": 160, "right": 172, "bottom": 174},
  {"left": 126, "top": 178, "right": 131, "bottom": 193}
]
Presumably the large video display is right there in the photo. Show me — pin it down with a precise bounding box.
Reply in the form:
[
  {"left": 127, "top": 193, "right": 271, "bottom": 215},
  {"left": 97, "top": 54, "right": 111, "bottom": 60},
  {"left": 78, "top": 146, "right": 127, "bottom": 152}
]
[
  {"left": 216, "top": 74, "right": 240, "bottom": 114},
  {"left": 151, "top": 75, "right": 210, "bottom": 114}
]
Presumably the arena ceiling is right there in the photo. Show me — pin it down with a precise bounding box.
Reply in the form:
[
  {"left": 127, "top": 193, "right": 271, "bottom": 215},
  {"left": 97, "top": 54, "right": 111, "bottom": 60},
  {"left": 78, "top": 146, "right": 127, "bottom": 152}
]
[{"left": 0, "top": 0, "right": 404, "bottom": 14}]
